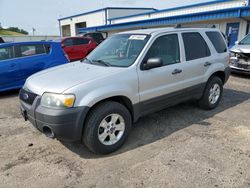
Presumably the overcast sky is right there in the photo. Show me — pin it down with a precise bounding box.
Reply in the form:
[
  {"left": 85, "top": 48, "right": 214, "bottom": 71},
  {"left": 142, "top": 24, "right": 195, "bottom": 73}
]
[{"left": 0, "top": 0, "right": 211, "bottom": 36}]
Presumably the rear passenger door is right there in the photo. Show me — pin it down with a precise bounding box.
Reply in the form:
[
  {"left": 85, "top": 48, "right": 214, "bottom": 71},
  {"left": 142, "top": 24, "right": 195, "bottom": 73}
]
[
  {"left": 179, "top": 32, "right": 212, "bottom": 91},
  {"left": 15, "top": 44, "right": 49, "bottom": 82}
]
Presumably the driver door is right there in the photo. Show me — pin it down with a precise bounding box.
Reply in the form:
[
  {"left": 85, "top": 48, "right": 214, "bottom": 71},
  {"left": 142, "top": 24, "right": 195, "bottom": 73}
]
[{"left": 137, "top": 33, "right": 185, "bottom": 115}]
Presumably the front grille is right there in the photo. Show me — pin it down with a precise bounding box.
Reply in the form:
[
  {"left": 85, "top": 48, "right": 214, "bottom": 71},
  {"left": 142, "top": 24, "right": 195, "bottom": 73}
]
[
  {"left": 19, "top": 89, "right": 38, "bottom": 105},
  {"left": 237, "top": 63, "right": 250, "bottom": 70}
]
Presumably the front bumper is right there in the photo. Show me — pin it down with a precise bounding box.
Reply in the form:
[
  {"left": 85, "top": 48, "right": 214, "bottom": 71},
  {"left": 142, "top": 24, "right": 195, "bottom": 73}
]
[
  {"left": 230, "top": 65, "right": 250, "bottom": 75},
  {"left": 20, "top": 92, "right": 89, "bottom": 142}
]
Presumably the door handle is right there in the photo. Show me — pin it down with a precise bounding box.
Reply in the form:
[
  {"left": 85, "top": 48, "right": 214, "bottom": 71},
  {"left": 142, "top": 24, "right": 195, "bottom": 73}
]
[
  {"left": 172, "top": 69, "right": 182, "bottom": 75},
  {"left": 204, "top": 62, "right": 212, "bottom": 67}
]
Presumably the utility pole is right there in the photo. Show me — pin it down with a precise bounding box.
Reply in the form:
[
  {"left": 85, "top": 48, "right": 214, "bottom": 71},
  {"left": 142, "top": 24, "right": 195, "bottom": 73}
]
[{"left": 32, "top": 28, "right": 36, "bottom": 36}]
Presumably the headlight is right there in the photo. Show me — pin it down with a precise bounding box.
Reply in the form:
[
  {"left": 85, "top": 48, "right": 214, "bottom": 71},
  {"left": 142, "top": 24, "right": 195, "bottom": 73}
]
[{"left": 41, "top": 93, "right": 75, "bottom": 109}]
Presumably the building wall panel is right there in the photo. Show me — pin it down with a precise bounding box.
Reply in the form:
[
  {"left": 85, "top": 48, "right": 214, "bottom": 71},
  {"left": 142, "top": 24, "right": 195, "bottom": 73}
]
[{"left": 111, "top": 0, "right": 248, "bottom": 24}]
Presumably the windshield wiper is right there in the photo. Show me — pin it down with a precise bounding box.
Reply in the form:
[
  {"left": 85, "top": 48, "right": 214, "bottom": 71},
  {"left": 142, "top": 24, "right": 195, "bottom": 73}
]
[
  {"left": 92, "top": 59, "right": 111, "bottom": 67},
  {"left": 81, "top": 57, "right": 92, "bottom": 64}
]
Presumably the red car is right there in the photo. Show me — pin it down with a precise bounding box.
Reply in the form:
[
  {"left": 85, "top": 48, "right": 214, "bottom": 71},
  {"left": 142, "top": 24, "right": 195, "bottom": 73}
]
[{"left": 57, "top": 37, "right": 97, "bottom": 62}]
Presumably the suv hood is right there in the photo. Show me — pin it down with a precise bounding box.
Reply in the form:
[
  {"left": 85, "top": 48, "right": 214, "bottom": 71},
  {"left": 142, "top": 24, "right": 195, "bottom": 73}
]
[
  {"left": 25, "top": 61, "right": 124, "bottom": 95},
  {"left": 230, "top": 44, "right": 250, "bottom": 53}
]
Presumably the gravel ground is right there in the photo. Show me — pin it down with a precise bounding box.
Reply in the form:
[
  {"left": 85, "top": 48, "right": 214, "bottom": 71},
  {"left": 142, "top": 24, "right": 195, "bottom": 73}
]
[{"left": 0, "top": 74, "right": 250, "bottom": 188}]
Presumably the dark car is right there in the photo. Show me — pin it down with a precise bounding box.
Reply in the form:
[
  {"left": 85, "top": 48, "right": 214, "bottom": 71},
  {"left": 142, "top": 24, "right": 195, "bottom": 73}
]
[
  {"left": 57, "top": 37, "right": 97, "bottom": 62},
  {"left": 0, "top": 41, "right": 69, "bottom": 92},
  {"left": 83, "top": 32, "right": 105, "bottom": 44}
]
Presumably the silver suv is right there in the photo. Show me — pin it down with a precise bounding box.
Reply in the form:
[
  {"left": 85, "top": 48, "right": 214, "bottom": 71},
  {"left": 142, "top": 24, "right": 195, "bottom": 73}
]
[{"left": 19, "top": 28, "right": 230, "bottom": 154}]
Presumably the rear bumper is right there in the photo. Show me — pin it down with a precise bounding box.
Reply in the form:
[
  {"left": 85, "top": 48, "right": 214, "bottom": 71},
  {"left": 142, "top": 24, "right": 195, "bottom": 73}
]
[{"left": 20, "top": 96, "right": 89, "bottom": 142}]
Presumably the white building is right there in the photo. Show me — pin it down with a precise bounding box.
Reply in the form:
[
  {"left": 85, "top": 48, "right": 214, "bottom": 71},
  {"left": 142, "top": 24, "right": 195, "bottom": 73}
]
[
  {"left": 59, "top": 0, "right": 250, "bottom": 47},
  {"left": 58, "top": 7, "right": 156, "bottom": 37}
]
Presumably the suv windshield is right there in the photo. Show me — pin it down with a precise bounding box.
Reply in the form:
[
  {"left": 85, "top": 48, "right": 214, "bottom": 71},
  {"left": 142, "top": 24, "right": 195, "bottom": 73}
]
[
  {"left": 239, "top": 34, "right": 250, "bottom": 45},
  {"left": 86, "top": 34, "right": 150, "bottom": 67}
]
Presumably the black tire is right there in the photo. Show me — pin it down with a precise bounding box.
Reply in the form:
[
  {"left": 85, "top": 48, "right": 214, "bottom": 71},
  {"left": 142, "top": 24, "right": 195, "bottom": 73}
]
[
  {"left": 199, "top": 76, "right": 223, "bottom": 110},
  {"left": 83, "top": 101, "right": 132, "bottom": 154}
]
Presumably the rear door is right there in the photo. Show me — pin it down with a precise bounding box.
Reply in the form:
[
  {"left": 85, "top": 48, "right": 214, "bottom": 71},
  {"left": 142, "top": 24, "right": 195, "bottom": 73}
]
[
  {"left": 178, "top": 32, "right": 212, "bottom": 92},
  {"left": 15, "top": 44, "right": 48, "bottom": 82},
  {"left": 0, "top": 45, "right": 21, "bottom": 90}
]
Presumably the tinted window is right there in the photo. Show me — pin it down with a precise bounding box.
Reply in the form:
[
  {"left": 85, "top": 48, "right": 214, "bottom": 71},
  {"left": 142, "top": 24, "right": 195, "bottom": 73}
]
[
  {"left": 145, "top": 34, "right": 180, "bottom": 66},
  {"left": 182, "top": 32, "right": 210, "bottom": 61},
  {"left": 63, "top": 39, "right": 74, "bottom": 46},
  {"left": 84, "top": 33, "right": 104, "bottom": 44},
  {"left": 44, "top": 44, "right": 51, "bottom": 54},
  {"left": 19, "top": 44, "right": 46, "bottom": 57},
  {"left": 206, "top": 31, "right": 227, "bottom": 53},
  {"left": 0, "top": 46, "right": 14, "bottom": 61},
  {"left": 77, "top": 38, "right": 89, "bottom": 45}
]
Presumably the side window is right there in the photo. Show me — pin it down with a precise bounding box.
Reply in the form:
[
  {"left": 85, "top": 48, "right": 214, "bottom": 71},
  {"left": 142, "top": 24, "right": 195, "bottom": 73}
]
[
  {"left": 206, "top": 31, "right": 227, "bottom": 53},
  {"left": 145, "top": 34, "right": 180, "bottom": 66},
  {"left": 63, "top": 39, "right": 74, "bottom": 46},
  {"left": 77, "top": 38, "right": 90, "bottom": 45},
  {"left": 182, "top": 32, "right": 211, "bottom": 61},
  {"left": 0, "top": 46, "right": 14, "bottom": 61},
  {"left": 44, "top": 44, "right": 51, "bottom": 54},
  {"left": 18, "top": 44, "right": 46, "bottom": 57}
]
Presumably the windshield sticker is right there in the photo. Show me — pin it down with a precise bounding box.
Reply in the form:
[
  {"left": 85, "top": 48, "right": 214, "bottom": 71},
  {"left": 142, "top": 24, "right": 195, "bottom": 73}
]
[{"left": 129, "top": 35, "right": 147, "bottom": 40}]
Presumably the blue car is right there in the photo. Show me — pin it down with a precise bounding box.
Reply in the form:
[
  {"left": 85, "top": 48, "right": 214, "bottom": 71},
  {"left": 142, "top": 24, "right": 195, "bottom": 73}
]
[{"left": 0, "top": 41, "right": 69, "bottom": 92}]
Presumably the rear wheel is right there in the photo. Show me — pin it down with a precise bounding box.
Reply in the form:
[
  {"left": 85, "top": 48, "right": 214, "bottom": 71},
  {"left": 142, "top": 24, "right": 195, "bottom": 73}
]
[
  {"left": 83, "top": 101, "right": 132, "bottom": 154},
  {"left": 199, "top": 76, "right": 223, "bottom": 110}
]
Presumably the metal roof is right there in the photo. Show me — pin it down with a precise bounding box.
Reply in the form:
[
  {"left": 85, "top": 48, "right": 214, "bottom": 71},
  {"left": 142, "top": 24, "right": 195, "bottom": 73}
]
[
  {"left": 58, "top": 7, "right": 156, "bottom": 21},
  {"left": 107, "top": 0, "right": 240, "bottom": 21},
  {"left": 78, "top": 6, "right": 250, "bottom": 34}
]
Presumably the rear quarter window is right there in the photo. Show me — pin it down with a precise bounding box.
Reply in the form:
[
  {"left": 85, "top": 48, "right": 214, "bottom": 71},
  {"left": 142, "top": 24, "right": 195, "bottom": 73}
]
[
  {"left": 77, "top": 38, "right": 90, "bottom": 45},
  {"left": 63, "top": 39, "right": 74, "bottom": 46},
  {"left": 206, "top": 31, "right": 227, "bottom": 53},
  {"left": 182, "top": 32, "right": 211, "bottom": 61}
]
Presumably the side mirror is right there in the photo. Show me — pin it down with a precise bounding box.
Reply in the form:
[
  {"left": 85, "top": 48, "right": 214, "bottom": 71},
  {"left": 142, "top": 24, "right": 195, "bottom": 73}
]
[
  {"left": 61, "top": 43, "right": 66, "bottom": 48},
  {"left": 142, "top": 58, "right": 163, "bottom": 70},
  {"left": 235, "top": 41, "right": 239, "bottom": 45}
]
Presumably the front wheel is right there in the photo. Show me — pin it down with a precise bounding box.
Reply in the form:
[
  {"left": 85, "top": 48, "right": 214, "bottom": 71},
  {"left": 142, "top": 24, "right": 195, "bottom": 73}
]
[
  {"left": 199, "top": 76, "right": 223, "bottom": 110},
  {"left": 83, "top": 101, "right": 132, "bottom": 154}
]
